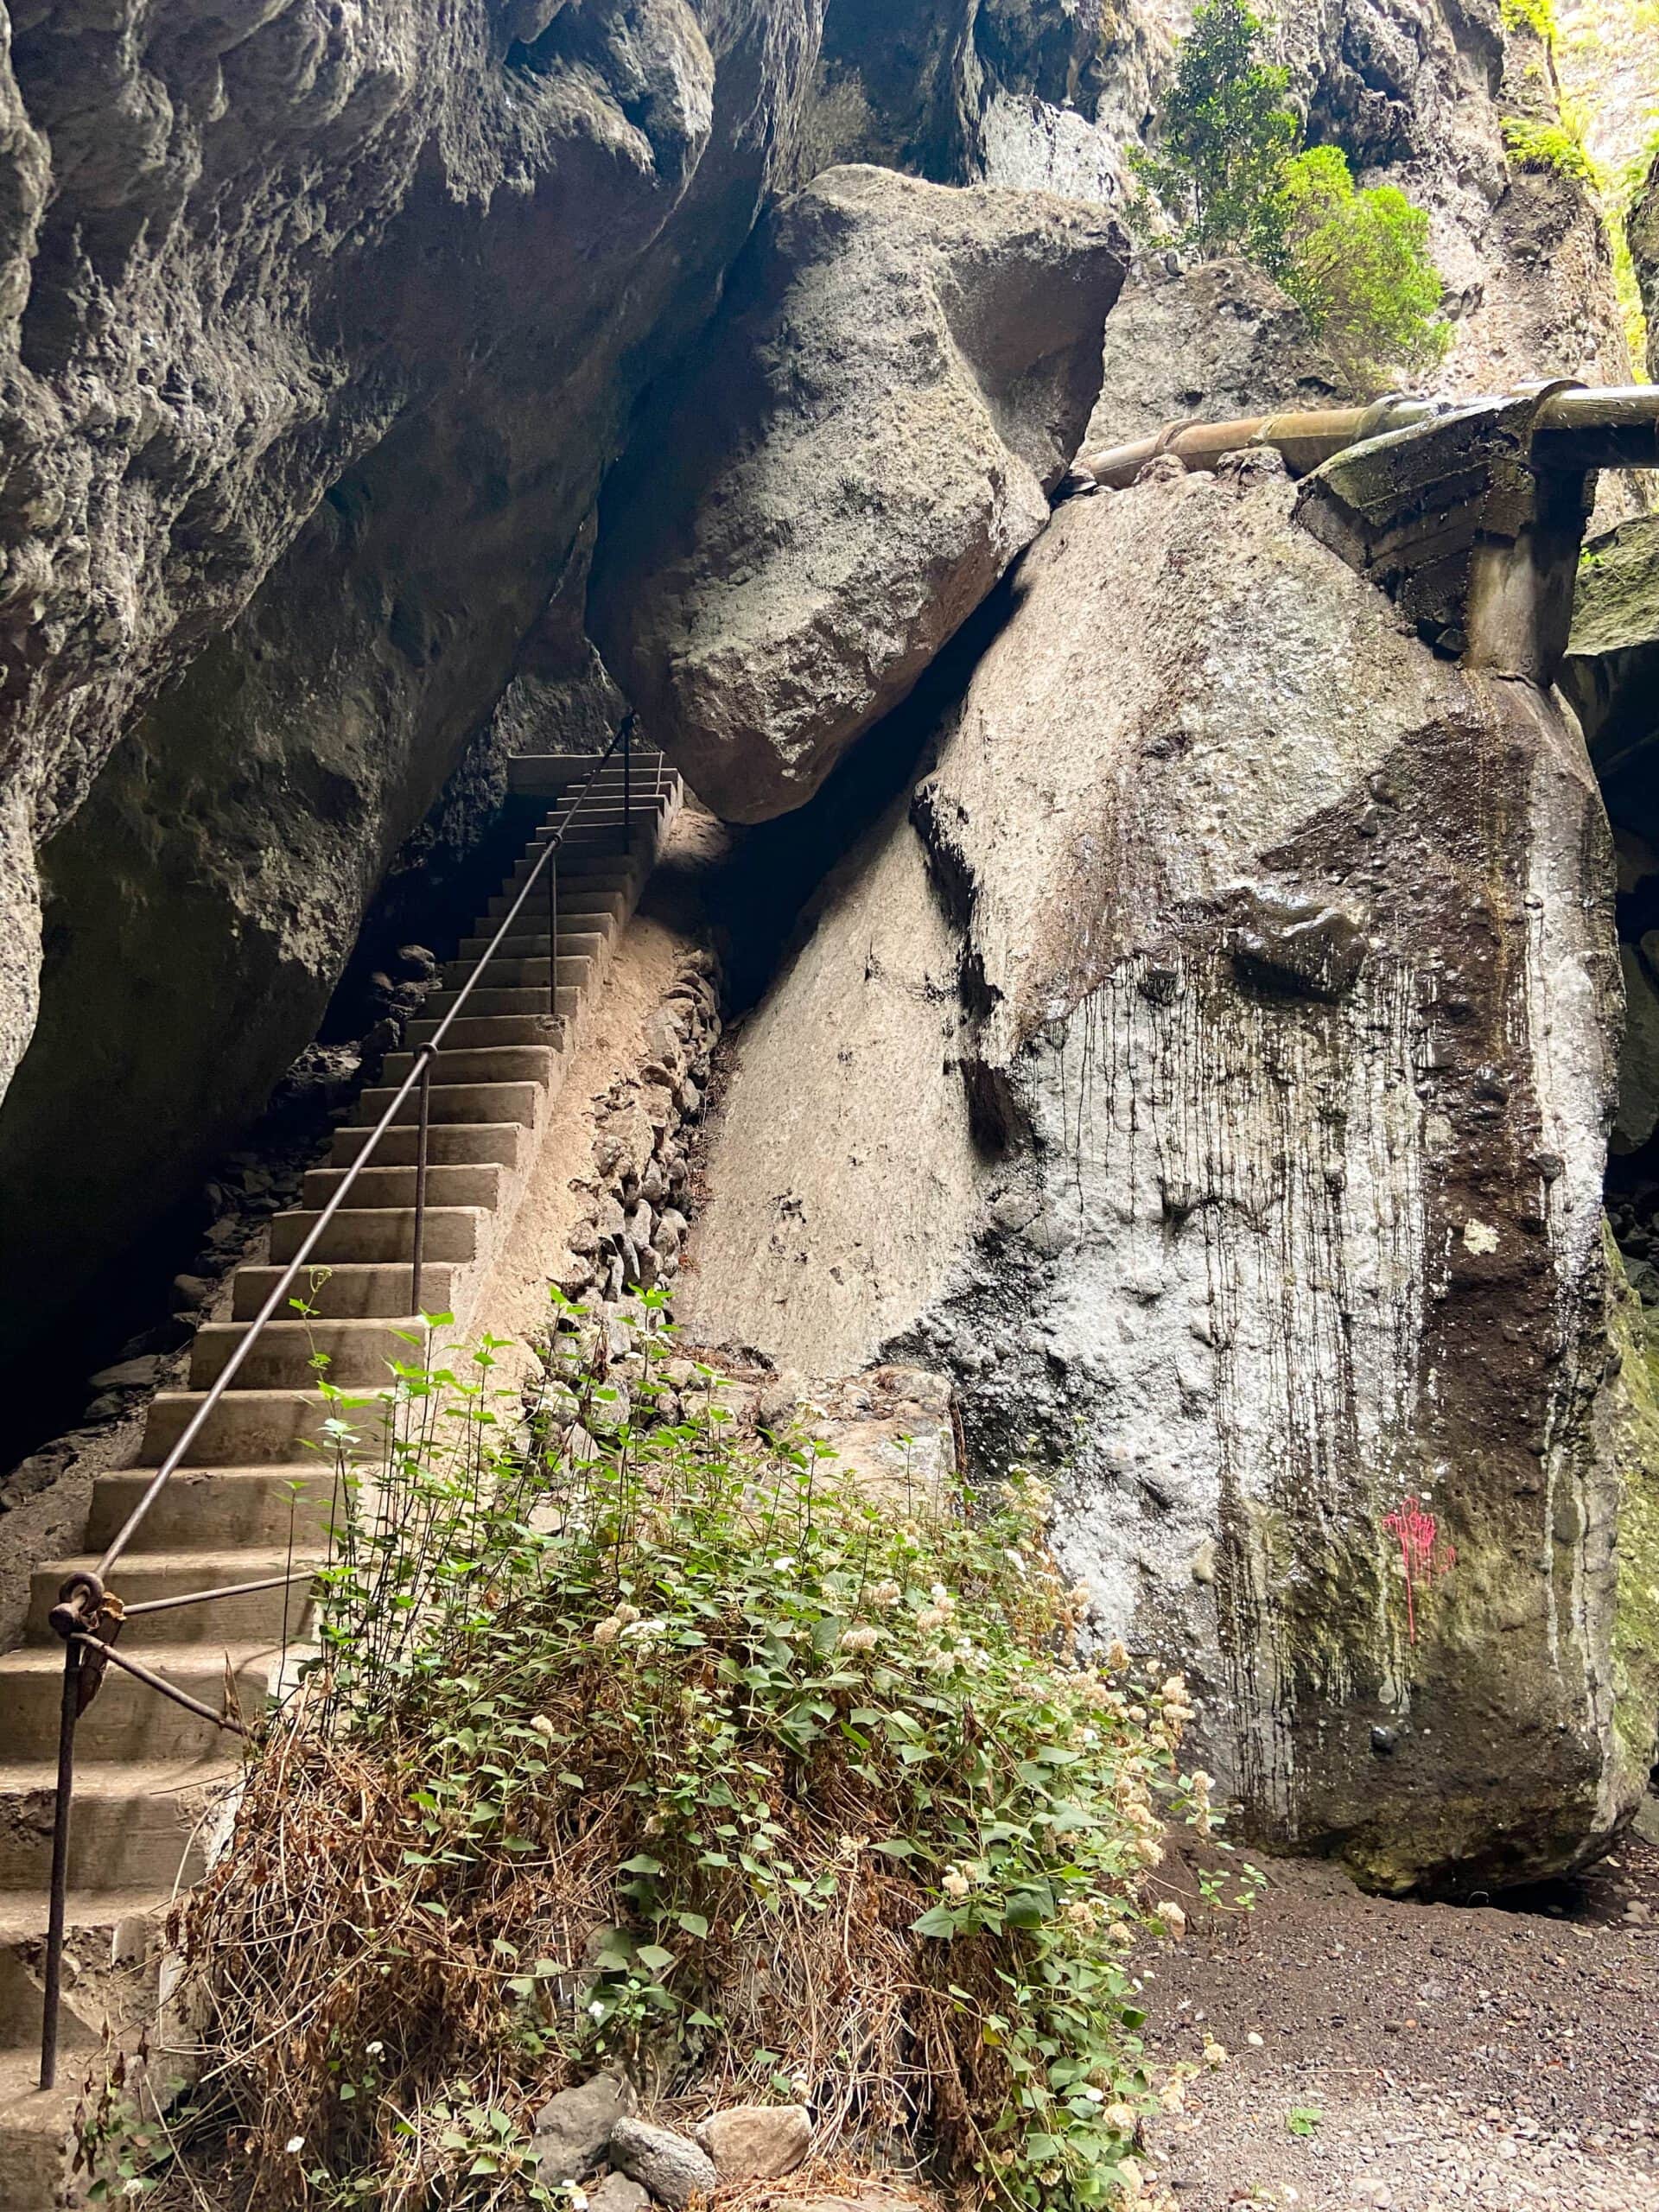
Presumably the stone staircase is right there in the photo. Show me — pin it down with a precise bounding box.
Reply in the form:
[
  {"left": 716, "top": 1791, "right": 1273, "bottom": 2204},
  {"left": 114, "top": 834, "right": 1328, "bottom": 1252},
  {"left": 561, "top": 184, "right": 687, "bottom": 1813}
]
[{"left": 0, "top": 749, "right": 679, "bottom": 2206}]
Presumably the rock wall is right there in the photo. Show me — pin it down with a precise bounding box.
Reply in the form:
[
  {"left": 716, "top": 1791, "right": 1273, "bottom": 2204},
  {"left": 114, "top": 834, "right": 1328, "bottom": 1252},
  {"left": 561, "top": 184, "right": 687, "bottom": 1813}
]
[
  {"left": 0, "top": 0, "right": 818, "bottom": 1376},
  {"left": 794, "top": 0, "right": 1637, "bottom": 400},
  {"left": 683, "top": 454, "right": 1659, "bottom": 1892}
]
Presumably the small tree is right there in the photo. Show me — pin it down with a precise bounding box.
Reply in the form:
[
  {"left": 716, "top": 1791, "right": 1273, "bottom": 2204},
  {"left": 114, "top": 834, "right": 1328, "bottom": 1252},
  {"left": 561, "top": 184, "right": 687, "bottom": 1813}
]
[
  {"left": 1128, "top": 0, "right": 1300, "bottom": 268},
  {"left": 1280, "top": 146, "right": 1452, "bottom": 390},
  {"left": 1130, "top": 0, "right": 1451, "bottom": 395}
]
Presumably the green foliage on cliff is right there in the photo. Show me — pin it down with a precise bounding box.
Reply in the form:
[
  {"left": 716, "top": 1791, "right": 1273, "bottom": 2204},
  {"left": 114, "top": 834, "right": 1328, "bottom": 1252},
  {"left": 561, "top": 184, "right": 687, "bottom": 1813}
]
[
  {"left": 1500, "top": 0, "right": 1559, "bottom": 39},
  {"left": 1128, "top": 0, "right": 1300, "bottom": 266},
  {"left": 1501, "top": 113, "right": 1599, "bottom": 181},
  {"left": 1278, "top": 147, "right": 1452, "bottom": 387},
  {"left": 1130, "top": 0, "right": 1450, "bottom": 392}
]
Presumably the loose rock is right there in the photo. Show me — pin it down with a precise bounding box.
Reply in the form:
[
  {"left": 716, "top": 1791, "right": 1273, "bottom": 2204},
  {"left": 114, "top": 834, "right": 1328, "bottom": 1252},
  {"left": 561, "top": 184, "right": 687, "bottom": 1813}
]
[
  {"left": 695, "top": 2102, "right": 812, "bottom": 2180},
  {"left": 607, "top": 2117, "right": 717, "bottom": 2209}
]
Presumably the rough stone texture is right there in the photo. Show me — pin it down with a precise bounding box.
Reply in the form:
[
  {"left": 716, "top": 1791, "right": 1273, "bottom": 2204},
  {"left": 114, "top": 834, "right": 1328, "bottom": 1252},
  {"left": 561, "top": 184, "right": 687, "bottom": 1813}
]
[
  {"left": 530, "top": 2073, "right": 635, "bottom": 2183},
  {"left": 694, "top": 2102, "right": 812, "bottom": 2180},
  {"left": 1617, "top": 944, "right": 1659, "bottom": 1153},
  {"left": 1566, "top": 513, "right": 1659, "bottom": 832},
  {"left": 685, "top": 456, "right": 1657, "bottom": 1893},
  {"left": 1084, "top": 258, "right": 1343, "bottom": 456},
  {"left": 795, "top": 0, "right": 1637, "bottom": 403},
  {"left": 607, "top": 2117, "right": 717, "bottom": 2209},
  {"left": 588, "top": 162, "right": 1126, "bottom": 823},
  {"left": 0, "top": 0, "right": 817, "bottom": 1376},
  {"left": 676, "top": 779, "right": 985, "bottom": 1377},
  {"left": 1631, "top": 146, "right": 1659, "bottom": 376},
  {"left": 588, "top": 2175, "right": 650, "bottom": 2212}
]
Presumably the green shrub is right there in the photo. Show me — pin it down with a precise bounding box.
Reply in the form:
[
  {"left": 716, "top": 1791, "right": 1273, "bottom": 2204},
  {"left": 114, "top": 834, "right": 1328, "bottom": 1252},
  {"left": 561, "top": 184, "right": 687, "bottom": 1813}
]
[
  {"left": 1499, "top": 0, "right": 1557, "bottom": 39},
  {"left": 1280, "top": 146, "right": 1452, "bottom": 389},
  {"left": 100, "top": 1299, "right": 1252, "bottom": 2211},
  {"left": 1130, "top": 0, "right": 1449, "bottom": 394},
  {"left": 1500, "top": 114, "right": 1597, "bottom": 184}
]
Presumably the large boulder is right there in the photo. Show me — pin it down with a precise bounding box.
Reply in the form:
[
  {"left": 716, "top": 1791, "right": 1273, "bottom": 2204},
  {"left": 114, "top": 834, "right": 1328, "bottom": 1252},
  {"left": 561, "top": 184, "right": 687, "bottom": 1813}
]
[
  {"left": 683, "top": 451, "right": 1659, "bottom": 1893},
  {"left": 589, "top": 164, "right": 1125, "bottom": 822}
]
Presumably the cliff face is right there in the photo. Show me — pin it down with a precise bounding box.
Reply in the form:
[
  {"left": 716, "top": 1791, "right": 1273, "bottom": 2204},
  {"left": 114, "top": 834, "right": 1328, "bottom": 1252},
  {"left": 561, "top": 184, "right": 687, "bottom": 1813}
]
[
  {"left": 0, "top": 0, "right": 817, "bottom": 1367},
  {"left": 2, "top": 0, "right": 1655, "bottom": 1885},
  {"left": 681, "top": 453, "right": 1658, "bottom": 1891}
]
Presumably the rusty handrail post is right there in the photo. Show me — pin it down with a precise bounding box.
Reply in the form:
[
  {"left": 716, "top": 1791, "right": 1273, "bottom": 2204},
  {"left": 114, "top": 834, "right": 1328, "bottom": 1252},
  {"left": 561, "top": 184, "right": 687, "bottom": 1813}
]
[
  {"left": 410, "top": 1052, "right": 432, "bottom": 1313},
  {"left": 40, "top": 1639, "right": 81, "bottom": 2089}
]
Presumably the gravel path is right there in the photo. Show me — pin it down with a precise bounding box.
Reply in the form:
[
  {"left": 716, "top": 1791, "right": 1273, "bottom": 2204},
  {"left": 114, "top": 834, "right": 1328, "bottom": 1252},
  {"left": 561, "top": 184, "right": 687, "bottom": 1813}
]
[{"left": 1136, "top": 1825, "right": 1659, "bottom": 2209}]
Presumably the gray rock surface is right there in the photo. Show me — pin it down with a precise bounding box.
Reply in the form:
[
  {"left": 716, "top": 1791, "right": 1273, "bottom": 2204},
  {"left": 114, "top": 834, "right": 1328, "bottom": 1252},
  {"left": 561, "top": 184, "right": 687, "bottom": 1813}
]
[
  {"left": 695, "top": 2102, "right": 812, "bottom": 2179},
  {"left": 0, "top": 0, "right": 814, "bottom": 1372},
  {"left": 684, "top": 454, "right": 1657, "bottom": 1893},
  {"left": 1084, "top": 258, "right": 1341, "bottom": 454},
  {"left": 590, "top": 163, "right": 1125, "bottom": 822},
  {"left": 1615, "top": 944, "right": 1659, "bottom": 1154},
  {"left": 795, "top": 0, "right": 1636, "bottom": 399},
  {"left": 530, "top": 2073, "right": 636, "bottom": 2183},
  {"left": 588, "top": 2176, "right": 651, "bottom": 2212},
  {"left": 608, "top": 2118, "right": 717, "bottom": 2209}
]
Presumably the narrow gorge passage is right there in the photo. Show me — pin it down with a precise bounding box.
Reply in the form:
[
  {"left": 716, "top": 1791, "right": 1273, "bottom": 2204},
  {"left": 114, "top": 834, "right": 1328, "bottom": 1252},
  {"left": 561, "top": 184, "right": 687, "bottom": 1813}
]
[{"left": 2, "top": 1, "right": 1659, "bottom": 2208}]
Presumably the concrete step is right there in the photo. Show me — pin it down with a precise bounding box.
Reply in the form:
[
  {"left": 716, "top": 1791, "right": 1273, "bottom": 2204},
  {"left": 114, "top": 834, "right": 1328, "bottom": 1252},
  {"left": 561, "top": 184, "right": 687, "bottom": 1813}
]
[
  {"left": 454, "top": 925, "right": 609, "bottom": 962},
  {"left": 27, "top": 1549, "right": 317, "bottom": 1646},
  {"left": 507, "top": 752, "right": 671, "bottom": 794},
  {"left": 191, "top": 1316, "right": 433, "bottom": 1390},
  {"left": 0, "top": 1643, "right": 283, "bottom": 1760},
  {"left": 0, "top": 1760, "right": 229, "bottom": 1888},
  {"left": 268, "top": 1205, "right": 486, "bottom": 1266},
  {"left": 0, "top": 2046, "right": 80, "bottom": 2212},
  {"left": 399, "top": 1014, "right": 563, "bottom": 1052},
  {"left": 137, "top": 1388, "right": 345, "bottom": 1468},
  {"left": 233, "top": 1261, "right": 454, "bottom": 1320},
  {"left": 86, "top": 1465, "right": 335, "bottom": 1552},
  {"left": 327, "top": 1121, "right": 525, "bottom": 1171},
  {"left": 355, "top": 1079, "right": 543, "bottom": 1129},
  {"left": 503, "top": 850, "right": 645, "bottom": 892},
  {"left": 378, "top": 1044, "right": 562, "bottom": 1092},
  {"left": 410, "top": 988, "right": 562, "bottom": 1024},
  {"left": 533, "top": 801, "right": 671, "bottom": 842},
  {"left": 485, "top": 886, "right": 628, "bottom": 924},
  {"left": 434, "top": 954, "right": 593, "bottom": 995},
  {"left": 299, "top": 1161, "right": 505, "bottom": 1212},
  {"left": 426, "top": 973, "right": 582, "bottom": 1012}
]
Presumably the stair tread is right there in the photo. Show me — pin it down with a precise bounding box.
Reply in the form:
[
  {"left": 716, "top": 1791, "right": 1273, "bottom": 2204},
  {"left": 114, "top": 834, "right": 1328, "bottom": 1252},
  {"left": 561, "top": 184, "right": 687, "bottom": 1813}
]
[
  {"left": 0, "top": 1637, "right": 297, "bottom": 1675},
  {"left": 0, "top": 1887, "right": 174, "bottom": 1944}
]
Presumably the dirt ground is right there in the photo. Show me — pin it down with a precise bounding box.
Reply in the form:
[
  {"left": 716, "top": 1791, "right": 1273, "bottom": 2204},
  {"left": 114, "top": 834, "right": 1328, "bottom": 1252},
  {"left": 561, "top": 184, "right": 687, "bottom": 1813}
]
[{"left": 1138, "top": 1821, "right": 1659, "bottom": 2209}]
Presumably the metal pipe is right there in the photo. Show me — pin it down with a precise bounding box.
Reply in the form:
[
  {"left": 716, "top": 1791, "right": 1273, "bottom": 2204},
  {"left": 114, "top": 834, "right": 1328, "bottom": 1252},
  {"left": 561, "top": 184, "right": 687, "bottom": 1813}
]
[
  {"left": 72, "top": 1634, "right": 247, "bottom": 1738},
  {"left": 1077, "top": 385, "right": 1659, "bottom": 493},
  {"left": 121, "top": 1569, "right": 315, "bottom": 1618},
  {"left": 623, "top": 715, "right": 632, "bottom": 852},
  {"left": 410, "top": 1053, "right": 431, "bottom": 1313},
  {"left": 39, "top": 1645, "right": 79, "bottom": 2089}
]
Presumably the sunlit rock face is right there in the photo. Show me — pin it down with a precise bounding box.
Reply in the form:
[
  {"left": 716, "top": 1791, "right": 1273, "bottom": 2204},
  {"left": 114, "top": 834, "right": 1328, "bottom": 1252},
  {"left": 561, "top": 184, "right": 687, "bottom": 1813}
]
[
  {"left": 590, "top": 162, "right": 1125, "bottom": 823},
  {"left": 684, "top": 455, "right": 1658, "bottom": 1893}
]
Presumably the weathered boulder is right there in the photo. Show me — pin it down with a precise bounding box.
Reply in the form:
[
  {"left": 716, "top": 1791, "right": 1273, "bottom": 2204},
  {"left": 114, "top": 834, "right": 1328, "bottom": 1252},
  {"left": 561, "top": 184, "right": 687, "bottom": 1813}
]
[
  {"left": 1084, "top": 257, "right": 1341, "bottom": 454},
  {"left": 695, "top": 2102, "right": 812, "bottom": 2180},
  {"left": 1617, "top": 946, "right": 1659, "bottom": 1154},
  {"left": 529, "top": 2072, "right": 635, "bottom": 2183},
  {"left": 685, "top": 452, "right": 1659, "bottom": 1892},
  {"left": 590, "top": 163, "right": 1126, "bottom": 822},
  {"left": 607, "top": 2117, "right": 717, "bottom": 2209}
]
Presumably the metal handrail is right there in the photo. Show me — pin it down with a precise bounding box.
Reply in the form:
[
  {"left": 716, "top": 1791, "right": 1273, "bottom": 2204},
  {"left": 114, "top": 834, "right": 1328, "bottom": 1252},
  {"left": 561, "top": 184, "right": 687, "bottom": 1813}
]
[{"left": 35, "top": 715, "right": 658, "bottom": 2089}]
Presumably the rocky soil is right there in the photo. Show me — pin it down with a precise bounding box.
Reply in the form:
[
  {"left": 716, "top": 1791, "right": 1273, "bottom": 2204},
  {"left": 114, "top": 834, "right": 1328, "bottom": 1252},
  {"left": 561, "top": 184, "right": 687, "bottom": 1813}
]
[{"left": 1141, "top": 1831, "right": 1659, "bottom": 2210}]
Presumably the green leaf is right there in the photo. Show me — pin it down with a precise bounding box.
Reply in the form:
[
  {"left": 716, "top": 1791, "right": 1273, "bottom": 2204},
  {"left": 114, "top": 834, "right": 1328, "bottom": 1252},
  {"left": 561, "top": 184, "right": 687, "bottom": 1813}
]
[
  {"left": 676, "top": 1911, "right": 710, "bottom": 1939},
  {"left": 635, "top": 1942, "right": 677, "bottom": 1972},
  {"left": 911, "top": 1904, "right": 960, "bottom": 1938}
]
